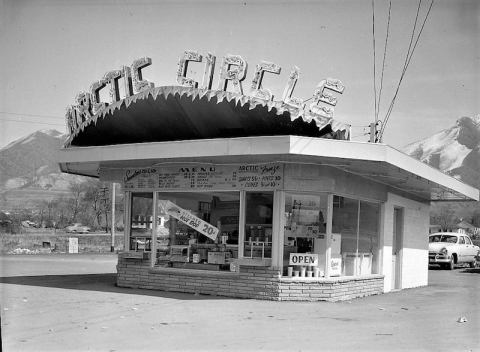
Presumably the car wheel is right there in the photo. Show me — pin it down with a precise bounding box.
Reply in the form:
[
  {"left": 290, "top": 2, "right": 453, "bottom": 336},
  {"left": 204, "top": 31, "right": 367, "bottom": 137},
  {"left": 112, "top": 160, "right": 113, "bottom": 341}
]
[
  {"left": 469, "top": 261, "right": 476, "bottom": 268},
  {"left": 447, "top": 256, "right": 455, "bottom": 270}
]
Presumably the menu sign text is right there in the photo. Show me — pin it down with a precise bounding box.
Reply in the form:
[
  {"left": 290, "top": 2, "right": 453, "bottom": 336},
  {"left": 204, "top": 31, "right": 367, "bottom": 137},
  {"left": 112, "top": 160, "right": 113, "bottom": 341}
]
[{"left": 123, "top": 163, "right": 283, "bottom": 191}]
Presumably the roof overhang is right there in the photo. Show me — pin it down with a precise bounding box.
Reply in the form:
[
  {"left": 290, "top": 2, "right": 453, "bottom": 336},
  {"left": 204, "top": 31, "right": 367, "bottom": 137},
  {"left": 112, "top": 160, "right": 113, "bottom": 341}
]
[
  {"left": 66, "top": 86, "right": 350, "bottom": 147},
  {"left": 58, "top": 135, "right": 479, "bottom": 202}
]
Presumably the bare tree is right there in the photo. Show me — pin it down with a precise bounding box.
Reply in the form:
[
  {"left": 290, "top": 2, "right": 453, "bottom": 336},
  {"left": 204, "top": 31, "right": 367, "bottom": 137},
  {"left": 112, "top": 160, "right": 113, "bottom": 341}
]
[
  {"left": 431, "top": 204, "right": 457, "bottom": 232},
  {"left": 68, "top": 181, "right": 88, "bottom": 223},
  {"left": 83, "top": 179, "right": 104, "bottom": 228}
]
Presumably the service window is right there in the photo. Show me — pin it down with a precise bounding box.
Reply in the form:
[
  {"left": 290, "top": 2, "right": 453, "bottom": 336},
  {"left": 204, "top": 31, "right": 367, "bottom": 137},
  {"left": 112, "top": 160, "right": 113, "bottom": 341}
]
[
  {"left": 243, "top": 192, "right": 274, "bottom": 260},
  {"left": 130, "top": 192, "right": 154, "bottom": 251},
  {"left": 283, "top": 193, "right": 328, "bottom": 276},
  {"left": 155, "top": 191, "right": 240, "bottom": 271}
]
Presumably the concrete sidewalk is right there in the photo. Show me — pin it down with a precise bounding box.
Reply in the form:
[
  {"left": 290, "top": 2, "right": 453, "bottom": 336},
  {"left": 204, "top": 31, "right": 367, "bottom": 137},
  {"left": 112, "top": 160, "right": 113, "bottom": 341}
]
[{"left": 1, "top": 255, "right": 479, "bottom": 351}]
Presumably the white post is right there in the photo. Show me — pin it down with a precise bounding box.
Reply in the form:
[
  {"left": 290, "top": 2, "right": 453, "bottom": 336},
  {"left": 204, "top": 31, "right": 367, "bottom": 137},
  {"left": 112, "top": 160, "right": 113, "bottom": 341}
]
[
  {"left": 325, "top": 194, "right": 333, "bottom": 278},
  {"left": 111, "top": 183, "right": 116, "bottom": 252},
  {"left": 151, "top": 192, "right": 158, "bottom": 267},
  {"left": 125, "top": 191, "right": 131, "bottom": 251},
  {"left": 271, "top": 190, "right": 285, "bottom": 270},
  {"left": 238, "top": 191, "right": 246, "bottom": 259}
]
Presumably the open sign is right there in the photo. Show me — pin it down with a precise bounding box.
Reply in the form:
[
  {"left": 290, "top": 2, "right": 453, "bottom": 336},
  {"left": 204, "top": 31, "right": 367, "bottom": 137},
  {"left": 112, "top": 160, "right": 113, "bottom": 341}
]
[{"left": 289, "top": 253, "right": 318, "bottom": 266}]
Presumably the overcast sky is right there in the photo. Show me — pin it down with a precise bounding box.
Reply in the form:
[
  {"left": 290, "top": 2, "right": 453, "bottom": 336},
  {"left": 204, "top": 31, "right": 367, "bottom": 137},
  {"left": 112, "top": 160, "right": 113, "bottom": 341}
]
[{"left": 0, "top": 0, "right": 478, "bottom": 149}]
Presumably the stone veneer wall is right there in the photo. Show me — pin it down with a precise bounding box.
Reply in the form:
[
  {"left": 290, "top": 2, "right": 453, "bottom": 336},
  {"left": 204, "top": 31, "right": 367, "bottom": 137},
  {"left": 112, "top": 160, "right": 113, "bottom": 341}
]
[{"left": 117, "top": 256, "right": 384, "bottom": 301}]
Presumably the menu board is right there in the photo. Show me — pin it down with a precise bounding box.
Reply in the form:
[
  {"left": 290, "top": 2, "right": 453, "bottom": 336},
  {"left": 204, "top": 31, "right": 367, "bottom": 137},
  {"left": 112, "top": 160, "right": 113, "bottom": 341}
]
[{"left": 123, "top": 163, "right": 283, "bottom": 191}]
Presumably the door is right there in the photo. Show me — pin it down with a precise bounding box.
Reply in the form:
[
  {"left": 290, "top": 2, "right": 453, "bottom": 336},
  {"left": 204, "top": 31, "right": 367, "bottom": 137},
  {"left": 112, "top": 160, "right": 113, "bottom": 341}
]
[
  {"left": 458, "top": 236, "right": 466, "bottom": 262},
  {"left": 392, "top": 207, "right": 404, "bottom": 290},
  {"left": 464, "top": 236, "right": 477, "bottom": 262}
]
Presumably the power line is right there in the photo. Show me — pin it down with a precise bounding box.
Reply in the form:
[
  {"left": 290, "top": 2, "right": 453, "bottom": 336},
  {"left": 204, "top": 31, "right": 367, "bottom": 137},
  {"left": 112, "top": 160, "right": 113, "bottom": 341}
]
[
  {"left": 376, "top": 0, "right": 392, "bottom": 125},
  {"left": 379, "top": 0, "right": 434, "bottom": 140},
  {"left": 372, "top": 0, "right": 378, "bottom": 123},
  {"left": 0, "top": 117, "right": 65, "bottom": 126},
  {"left": 0, "top": 111, "right": 65, "bottom": 120}
]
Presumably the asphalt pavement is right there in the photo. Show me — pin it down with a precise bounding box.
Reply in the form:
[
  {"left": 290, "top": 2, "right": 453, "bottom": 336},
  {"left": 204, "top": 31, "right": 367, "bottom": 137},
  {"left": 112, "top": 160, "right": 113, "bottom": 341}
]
[{"left": 1, "top": 254, "right": 479, "bottom": 352}]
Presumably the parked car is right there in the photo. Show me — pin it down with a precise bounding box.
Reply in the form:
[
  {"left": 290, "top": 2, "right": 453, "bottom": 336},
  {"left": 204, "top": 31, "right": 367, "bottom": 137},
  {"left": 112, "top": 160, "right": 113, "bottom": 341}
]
[
  {"left": 429, "top": 232, "right": 479, "bottom": 270},
  {"left": 65, "top": 223, "right": 91, "bottom": 234}
]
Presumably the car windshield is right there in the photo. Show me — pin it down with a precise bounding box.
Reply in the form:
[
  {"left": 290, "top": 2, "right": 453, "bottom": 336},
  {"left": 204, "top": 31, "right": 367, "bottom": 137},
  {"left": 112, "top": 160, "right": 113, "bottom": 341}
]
[{"left": 429, "top": 235, "right": 458, "bottom": 243}]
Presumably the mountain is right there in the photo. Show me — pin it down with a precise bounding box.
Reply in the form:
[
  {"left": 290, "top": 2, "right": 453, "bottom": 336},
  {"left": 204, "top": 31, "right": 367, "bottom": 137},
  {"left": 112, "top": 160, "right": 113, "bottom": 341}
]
[
  {"left": 0, "top": 129, "right": 88, "bottom": 209},
  {"left": 403, "top": 115, "right": 480, "bottom": 189}
]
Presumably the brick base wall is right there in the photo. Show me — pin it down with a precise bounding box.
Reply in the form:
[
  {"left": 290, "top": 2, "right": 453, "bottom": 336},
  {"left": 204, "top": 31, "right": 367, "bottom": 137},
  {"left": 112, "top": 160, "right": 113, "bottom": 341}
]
[{"left": 117, "top": 256, "right": 384, "bottom": 301}]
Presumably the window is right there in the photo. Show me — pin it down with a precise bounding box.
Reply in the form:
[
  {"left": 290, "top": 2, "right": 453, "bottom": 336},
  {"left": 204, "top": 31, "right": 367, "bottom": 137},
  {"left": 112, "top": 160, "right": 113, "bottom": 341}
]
[
  {"left": 155, "top": 191, "right": 240, "bottom": 271},
  {"left": 130, "top": 192, "right": 153, "bottom": 251},
  {"left": 332, "top": 196, "right": 380, "bottom": 276},
  {"left": 459, "top": 236, "right": 465, "bottom": 245},
  {"left": 244, "top": 192, "right": 274, "bottom": 259},
  {"left": 283, "top": 193, "right": 328, "bottom": 276},
  {"left": 465, "top": 237, "right": 472, "bottom": 245}
]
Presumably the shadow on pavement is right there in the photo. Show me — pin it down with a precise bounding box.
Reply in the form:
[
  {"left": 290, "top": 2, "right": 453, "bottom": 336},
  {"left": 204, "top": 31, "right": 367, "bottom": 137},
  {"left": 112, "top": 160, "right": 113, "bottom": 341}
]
[
  {"left": 0, "top": 273, "right": 233, "bottom": 300},
  {"left": 460, "top": 268, "right": 480, "bottom": 274}
]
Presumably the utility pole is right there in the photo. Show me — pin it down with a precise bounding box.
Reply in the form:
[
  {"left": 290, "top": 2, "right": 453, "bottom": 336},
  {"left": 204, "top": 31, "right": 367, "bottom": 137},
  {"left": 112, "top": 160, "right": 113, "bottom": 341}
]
[
  {"left": 111, "top": 183, "right": 116, "bottom": 252},
  {"left": 369, "top": 121, "right": 380, "bottom": 143},
  {"left": 99, "top": 186, "right": 109, "bottom": 233}
]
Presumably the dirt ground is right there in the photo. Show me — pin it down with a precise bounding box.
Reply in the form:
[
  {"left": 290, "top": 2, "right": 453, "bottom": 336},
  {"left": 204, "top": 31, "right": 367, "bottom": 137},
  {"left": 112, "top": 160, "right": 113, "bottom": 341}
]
[{"left": 1, "top": 254, "right": 479, "bottom": 352}]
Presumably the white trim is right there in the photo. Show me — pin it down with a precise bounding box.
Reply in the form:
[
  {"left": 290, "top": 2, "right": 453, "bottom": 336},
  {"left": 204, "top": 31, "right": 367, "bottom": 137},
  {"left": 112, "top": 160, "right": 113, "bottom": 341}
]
[
  {"left": 59, "top": 135, "right": 478, "bottom": 201},
  {"left": 124, "top": 192, "right": 131, "bottom": 251},
  {"left": 238, "top": 191, "right": 246, "bottom": 259},
  {"left": 151, "top": 192, "right": 158, "bottom": 268},
  {"left": 325, "top": 194, "right": 334, "bottom": 278},
  {"left": 272, "top": 190, "right": 285, "bottom": 270}
]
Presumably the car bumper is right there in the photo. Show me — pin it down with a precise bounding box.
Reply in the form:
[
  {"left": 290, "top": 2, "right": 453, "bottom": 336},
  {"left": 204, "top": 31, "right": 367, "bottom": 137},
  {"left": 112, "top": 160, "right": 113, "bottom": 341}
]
[{"left": 429, "top": 253, "right": 451, "bottom": 264}]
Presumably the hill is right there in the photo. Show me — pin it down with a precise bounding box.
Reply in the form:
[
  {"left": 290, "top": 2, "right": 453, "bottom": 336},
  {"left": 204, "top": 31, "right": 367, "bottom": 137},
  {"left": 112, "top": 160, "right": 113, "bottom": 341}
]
[
  {"left": 403, "top": 115, "right": 480, "bottom": 189},
  {"left": 0, "top": 129, "right": 90, "bottom": 209}
]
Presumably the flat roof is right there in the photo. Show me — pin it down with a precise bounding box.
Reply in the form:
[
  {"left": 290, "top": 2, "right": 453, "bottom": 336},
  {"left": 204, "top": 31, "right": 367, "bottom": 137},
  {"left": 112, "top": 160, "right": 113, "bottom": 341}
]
[{"left": 58, "top": 135, "right": 479, "bottom": 202}]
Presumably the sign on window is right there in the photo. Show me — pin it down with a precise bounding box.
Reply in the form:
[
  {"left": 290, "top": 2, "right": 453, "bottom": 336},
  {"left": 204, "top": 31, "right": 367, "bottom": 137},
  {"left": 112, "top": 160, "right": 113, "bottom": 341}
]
[
  {"left": 162, "top": 200, "right": 219, "bottom": 241},
  {"left": 289, "top": 253, "right": 318, "bottom": 266}
]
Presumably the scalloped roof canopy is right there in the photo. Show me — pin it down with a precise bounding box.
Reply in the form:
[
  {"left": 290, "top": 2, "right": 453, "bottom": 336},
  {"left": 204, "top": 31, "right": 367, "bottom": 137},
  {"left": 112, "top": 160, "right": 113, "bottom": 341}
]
[{"left": 67, "top": 86, "right": 348, "bottom": 147}]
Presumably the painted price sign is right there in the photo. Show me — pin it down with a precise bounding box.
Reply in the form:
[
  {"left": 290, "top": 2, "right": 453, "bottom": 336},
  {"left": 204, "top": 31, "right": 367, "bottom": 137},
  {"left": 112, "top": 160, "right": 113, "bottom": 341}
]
[
  {"left": 123, "top": 163, "right": 283, "bottom": 191},
  {"left": 289, "top": 253, "right": 318, "bottom": 266},
  {"left": 163, "top": 200, "right": 219, "bottom": 241}
]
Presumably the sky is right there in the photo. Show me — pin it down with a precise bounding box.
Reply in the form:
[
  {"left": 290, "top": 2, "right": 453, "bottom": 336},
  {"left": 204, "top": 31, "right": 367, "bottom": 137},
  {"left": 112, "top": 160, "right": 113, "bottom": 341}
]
[{"left": 0, "top": 0, "right": 478, "bottom": 150}]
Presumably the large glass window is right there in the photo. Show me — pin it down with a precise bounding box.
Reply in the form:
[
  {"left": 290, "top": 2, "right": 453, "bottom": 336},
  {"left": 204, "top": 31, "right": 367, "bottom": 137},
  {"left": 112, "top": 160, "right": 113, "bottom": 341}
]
[
  {"left": 332, "top": 196, "right": 380, "bottom": 276},
  {"left": 130, "top": 192, "right": 153, "bottom": 251},
  {"left": 244, "top": 192, "right": 274, "bottom": 260},
  {"left": 283, "top": 193, "right": 328, "bottom": 276},
  {"left": 155, "top": 192, "right": 240, "bottom": 271}
]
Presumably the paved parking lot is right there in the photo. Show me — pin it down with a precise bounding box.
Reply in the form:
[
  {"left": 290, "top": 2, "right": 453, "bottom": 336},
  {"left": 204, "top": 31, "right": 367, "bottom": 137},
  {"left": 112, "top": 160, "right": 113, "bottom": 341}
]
[{"left": 1, "top": 254, "right": 479, "bottom": 351}]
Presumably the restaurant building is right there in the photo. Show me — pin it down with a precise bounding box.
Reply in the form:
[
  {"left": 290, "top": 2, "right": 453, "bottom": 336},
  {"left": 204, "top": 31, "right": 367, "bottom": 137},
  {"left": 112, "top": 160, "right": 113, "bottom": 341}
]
[{"left": 58, "top": 53, "right": 479, "bottom": 301}]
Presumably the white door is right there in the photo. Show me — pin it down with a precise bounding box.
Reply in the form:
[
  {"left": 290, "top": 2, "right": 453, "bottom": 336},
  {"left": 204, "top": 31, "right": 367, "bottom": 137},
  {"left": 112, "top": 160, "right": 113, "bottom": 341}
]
[{"left": 465, "top": 237, "right": 477, "bottom": 261}]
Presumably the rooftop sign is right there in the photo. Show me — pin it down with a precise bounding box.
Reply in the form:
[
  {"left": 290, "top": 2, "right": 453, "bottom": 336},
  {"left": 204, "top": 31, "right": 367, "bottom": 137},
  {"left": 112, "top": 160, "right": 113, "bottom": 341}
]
[{"left": 65, "top": 50, "right": 345, "bottom": 136}]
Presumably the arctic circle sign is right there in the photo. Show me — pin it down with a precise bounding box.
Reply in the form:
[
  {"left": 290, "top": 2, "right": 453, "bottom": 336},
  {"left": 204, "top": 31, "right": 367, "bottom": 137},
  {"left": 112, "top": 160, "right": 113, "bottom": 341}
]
[{"left": 65, "top": 50, "right": 345, "bottom": 137}]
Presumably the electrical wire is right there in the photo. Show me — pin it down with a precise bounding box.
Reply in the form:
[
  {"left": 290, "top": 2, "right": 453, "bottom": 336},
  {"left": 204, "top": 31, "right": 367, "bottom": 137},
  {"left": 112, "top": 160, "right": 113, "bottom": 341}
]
[
  {"left": 372, "top": 0, "right": 378, "bottom": 123},
  {"left": 375, "top": 0, "right": 392, "bottom": 126},
  {"left": 0, "top": 111, "right": 64, "bottom": 120},
  {"left": 380, "top": 0, "right": 433, "bottom": 138},
  {"left": 378, "top": 0, "right": 423, "bottom": 140},
  {"left": 0, "top": 117, "right": 64, "bottom": 126},
  {"left": 379, "top": 0, "right": 434, "bottom": 140}
]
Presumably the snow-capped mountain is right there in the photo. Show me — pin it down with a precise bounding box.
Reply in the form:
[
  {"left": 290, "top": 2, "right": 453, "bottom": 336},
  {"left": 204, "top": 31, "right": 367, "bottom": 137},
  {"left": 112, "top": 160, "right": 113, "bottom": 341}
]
[
  {"left": 403, "top": 115, "right": 480, "bottom": 188},
  {"left": 0, "top": 129, "right": 86, "bottom": 191}
]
